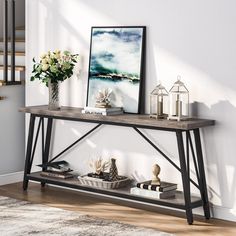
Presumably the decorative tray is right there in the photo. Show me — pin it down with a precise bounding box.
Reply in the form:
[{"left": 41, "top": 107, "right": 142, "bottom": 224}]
[{"left": 78, "top": 175, "right": 130, "bottom": 189}]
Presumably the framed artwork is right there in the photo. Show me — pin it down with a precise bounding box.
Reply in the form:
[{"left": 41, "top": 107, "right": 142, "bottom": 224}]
[{"left": 86, "top": 26, "right": 146, "bottom": 114}]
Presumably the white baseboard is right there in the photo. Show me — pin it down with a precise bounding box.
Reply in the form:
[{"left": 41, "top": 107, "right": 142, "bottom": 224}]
[
  {"left": 211, "top": 205, "right": 236, "bottom": 222},
  {"left": 194, "top": 204, "right": 236, "bottom": 222},
  {"left": 0, "top": 171, "right": 23, "bottom": 186}
]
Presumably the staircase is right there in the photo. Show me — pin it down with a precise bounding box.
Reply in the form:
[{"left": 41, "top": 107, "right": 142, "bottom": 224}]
[{"left": 0, "top": 26, "right": 25, "bottom": 85}]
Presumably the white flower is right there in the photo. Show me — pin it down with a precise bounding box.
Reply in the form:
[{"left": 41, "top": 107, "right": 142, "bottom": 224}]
[
  {"left": 55, "top": 50, "right": 61, "bottom": 54},
  {"left": 31, "top": 50, "right": 79, "bottom": 85},
  {"left": 41, "top": 59, "right": 48, "bottom": 64},
  {"left": 46, "top": 51, "right": 52, "bottom": 59},
  {"left": 40, "top": 53, "right": 47, "bottom": 59},
  {"left": 42, "top": 64, "right": 49, "bottom": 71},
  {"left": 54, "top": 53, "right": 61, "bottom": 60}
]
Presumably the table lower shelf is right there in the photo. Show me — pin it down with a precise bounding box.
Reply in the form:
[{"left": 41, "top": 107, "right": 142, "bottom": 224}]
[{"left": 27, "top": 172, "right": 203, "bottom": 210}]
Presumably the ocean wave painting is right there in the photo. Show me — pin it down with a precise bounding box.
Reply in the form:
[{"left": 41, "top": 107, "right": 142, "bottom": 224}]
[{"left": 87, "top": 27, "right": 145, "bottom": 113}]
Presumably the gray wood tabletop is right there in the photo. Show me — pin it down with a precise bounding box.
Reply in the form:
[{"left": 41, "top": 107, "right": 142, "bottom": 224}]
[{"left": 19, "top": 106, "right": 215, "bottom": 130}]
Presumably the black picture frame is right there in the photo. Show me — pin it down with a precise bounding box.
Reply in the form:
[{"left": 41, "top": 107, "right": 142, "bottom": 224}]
[{"left": 86, "top": 26, "right": 146, "bottom": 114}]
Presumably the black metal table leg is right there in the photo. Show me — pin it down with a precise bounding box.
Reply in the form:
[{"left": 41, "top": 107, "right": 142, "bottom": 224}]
[
  {"left": 23, "top": 114, "right": 36, "bottom": 190},
  {"left": 41, "top": 118, "right": 53, "bottom": 187},
  {"left": 176, "top": 130, "right": 193, "bottom": 225},
  {"left": 193, "top": 128, "right": 210, "bottom": 219}
]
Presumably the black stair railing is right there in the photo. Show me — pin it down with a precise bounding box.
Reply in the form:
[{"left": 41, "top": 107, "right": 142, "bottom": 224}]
[
  {"left": 3, "top": 0, "right": 8, "bottom": 83},
  {"left": 3, "top": 0, "right": 16, "bottom": 84},
  {"left": 11, "top": 0, "right": 15, "bottom": 82}
]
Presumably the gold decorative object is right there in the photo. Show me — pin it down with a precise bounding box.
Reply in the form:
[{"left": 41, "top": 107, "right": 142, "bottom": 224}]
[
  {"left": 151, "top": 164, "right": 161, "bottom": 185},
  {"left": 95, "top": 88, "right": 112, "bottom": 108},
  {"left": 150, "top": 83, "right": 168, "bottom": 119},
  {"left": 168, "top": 76, "right": 189, "bottom": 121},
  {"left": 89, "top": 157, "right": 110, "bottom": 175}
]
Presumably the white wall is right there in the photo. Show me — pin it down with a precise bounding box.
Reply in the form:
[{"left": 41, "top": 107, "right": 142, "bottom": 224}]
[
  {"left": 26, "top": 0, "right": 236, "bottom": 221},
  {"left": 0, "top": 85, "right": 25, "bottom": 175}
]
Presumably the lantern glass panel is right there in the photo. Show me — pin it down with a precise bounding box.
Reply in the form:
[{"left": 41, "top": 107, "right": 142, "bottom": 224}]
[
  {"left": 150, "top": 84, "right": 168, "bottom": 119},
  {"left": 150, "top": 94, "right": 158, "bottom": 117},
  {"left": 169, "top": 92, "right": 189, "bottom": 116},
  {"left": 168, "top": 78, "right": 189, "bottom": 121}
]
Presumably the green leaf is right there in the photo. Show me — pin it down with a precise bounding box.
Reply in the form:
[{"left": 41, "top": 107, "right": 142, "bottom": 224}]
[{"left": 63, "top": 50, "right": 70, "bottom": 56}]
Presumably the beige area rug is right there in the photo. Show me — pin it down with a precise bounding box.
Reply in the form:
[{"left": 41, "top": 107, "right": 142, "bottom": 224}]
[{"left": 0, "top": 196, "right": 174, "bottom": 236}]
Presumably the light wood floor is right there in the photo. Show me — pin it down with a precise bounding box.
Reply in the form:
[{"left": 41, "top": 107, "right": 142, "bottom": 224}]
[{"left": 0, "top": 182, "right": 235, "bottom": 236}]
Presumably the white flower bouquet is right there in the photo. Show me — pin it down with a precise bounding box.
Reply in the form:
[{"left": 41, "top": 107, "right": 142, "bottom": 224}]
[{"left": 31, "top": 50, "right": 79, "bottom": 86}]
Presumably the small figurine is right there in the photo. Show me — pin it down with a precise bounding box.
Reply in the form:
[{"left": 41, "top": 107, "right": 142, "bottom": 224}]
[
  {"left": 109, "top": 158, "right": 119, "bottom": 181},
  {"left": 95, "top": 88, "right": 112, "bottom": 108},
  {"left": 151, "top": 164, "right": 161, "bottom": 185},
  {"left": 89, "top": 157, "right": 110, "bottom": 176}
]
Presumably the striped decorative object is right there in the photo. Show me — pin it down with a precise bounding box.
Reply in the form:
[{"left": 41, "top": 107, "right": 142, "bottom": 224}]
[
  {"left": 109, "top": 158, "right": 119, "bottom": 181},
  {"left": 78, "top": 175, "right": 130, "bottom": 189}
]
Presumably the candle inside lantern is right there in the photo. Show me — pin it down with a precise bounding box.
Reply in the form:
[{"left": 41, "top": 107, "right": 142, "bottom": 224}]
[
  {"left": 158, "top": 97, "right": 163, "bottom": 116},
  {"left": 175, "top": 94, "right": 182, "bottom": 117},
  {"left": 168, "top": 76, "right": 189, "bottom": 121},
  {"left": 150, "top": 83, "right": 168, "bottom": 119}
]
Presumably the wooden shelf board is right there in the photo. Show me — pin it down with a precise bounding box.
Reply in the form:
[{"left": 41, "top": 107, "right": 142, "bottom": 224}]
[
  {"left": 27, "top": 171, "right": 202, "bottom": 210},
  {"left": 19, "top": 106, "right": 215, "bottom": 130}
]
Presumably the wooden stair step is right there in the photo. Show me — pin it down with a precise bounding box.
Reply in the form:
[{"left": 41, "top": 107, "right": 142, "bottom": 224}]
[
  {"left": 0, "top": 65, "right": 25, "bottom": 71},
  {"left": 0, "top": 38, "right": 25, "bottom": 43},
  {"left": 15, "top": 26, "right": 25, "bottom": 31},
  {"left": 0, "top": 51, "right": 25, "bottom": 56},
  {"left": 0, "top": 80, "right": 22, "bottom": 86}
]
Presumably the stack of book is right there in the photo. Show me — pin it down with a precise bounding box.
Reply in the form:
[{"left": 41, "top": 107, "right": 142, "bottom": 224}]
[
  {"left": 130, "top": 180, "right": 177, "bottom": 199},
  {"left": 82, "top": 107, "right": 123, "bottom": 116},
  {"left": 38, "top": 160, "right": 74, "bottom": 179}
]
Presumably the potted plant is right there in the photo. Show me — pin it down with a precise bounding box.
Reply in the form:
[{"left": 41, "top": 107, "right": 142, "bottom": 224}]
[{"left": 31, "top": 50, "right": 79, "bottom": 110}]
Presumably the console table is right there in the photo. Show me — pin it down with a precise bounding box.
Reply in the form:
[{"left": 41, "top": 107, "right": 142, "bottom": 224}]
[{"left": 19, "top": 105, "right": 215, "bottom": 224}]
